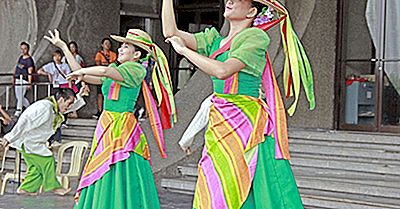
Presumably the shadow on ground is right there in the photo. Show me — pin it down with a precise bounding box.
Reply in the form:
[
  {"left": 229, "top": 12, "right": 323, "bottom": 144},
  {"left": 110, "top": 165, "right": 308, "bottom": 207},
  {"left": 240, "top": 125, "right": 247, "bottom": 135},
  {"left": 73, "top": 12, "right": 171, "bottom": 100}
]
[{"left": 0, "top": 188, "right": 192, "bottom": 209}]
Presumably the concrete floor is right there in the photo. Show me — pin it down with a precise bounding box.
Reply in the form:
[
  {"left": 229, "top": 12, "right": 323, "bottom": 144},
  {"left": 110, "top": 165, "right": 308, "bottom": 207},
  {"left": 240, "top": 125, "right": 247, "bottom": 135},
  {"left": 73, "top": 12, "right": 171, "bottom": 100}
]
[{"left": 0, "top": 189, "right": 193, "bottom": 209}]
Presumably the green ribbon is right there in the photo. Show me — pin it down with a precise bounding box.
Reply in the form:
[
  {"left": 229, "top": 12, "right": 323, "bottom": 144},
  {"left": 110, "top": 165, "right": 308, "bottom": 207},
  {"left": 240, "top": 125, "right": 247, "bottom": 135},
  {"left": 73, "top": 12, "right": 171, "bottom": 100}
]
[{"left": 45, "top": 96, "right": 65, "bottom": 130}]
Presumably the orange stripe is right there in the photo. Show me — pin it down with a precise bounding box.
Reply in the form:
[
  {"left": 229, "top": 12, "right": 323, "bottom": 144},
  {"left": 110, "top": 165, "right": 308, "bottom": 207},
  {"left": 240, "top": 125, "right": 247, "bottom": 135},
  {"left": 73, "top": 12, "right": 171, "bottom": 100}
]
[
  {"left": 141, "top": 144, "right": 150, "bottom": 160},
  {"left": 142, "top": 82, "right": 165, "bottom": 157},
  {"left": 248, "top": 106, "right": 268, "bottom": 150},
  {"left": 273, "top": 72, "right": 290, "bottom": 159},
  {"left": 198, "top": 168, "right": 212, "bottom": 209},
  {"left": 220, "top": 139, "right": 249, "bottom": 201},
  {"left": 194, "top": 174, "right": 202, "bottom": 209},
  {"left": 100, "top": 112, "right": 113, "bottom": 128},
  {"left": 98, "top": 112, "right": 114, "bottom": 148},
  {"left": 112, "top": 83, "right": 120, "bottom": 100},
  {"left": 103, "top": 120, "right": 115, "bottom": 148},
  {"left": 83, "top": 115, "right": 140, "bottom": 175},
  {"left": 209, "top": 107, "right": 250, "bottom": 201},
  {"left": 230, "top": 73, "right": 239, "bottom": 94},
  {"left": 143, "top": 88, "right": 159, "bottom": 143}
]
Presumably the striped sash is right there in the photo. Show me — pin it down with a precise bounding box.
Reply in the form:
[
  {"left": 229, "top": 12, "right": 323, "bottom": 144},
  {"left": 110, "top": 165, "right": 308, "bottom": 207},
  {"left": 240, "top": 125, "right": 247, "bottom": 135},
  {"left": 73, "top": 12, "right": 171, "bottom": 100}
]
[
  {"left": 77, "top": 111, "right": 149, "bottom": 193},
  {"left": 193, "top": 94, "right": 273, "bottom": 209}
]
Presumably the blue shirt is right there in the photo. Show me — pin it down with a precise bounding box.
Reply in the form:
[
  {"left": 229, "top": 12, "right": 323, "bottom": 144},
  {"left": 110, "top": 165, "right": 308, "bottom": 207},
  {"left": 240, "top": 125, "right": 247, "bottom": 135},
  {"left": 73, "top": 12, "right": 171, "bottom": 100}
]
[{"left": 15, "top": 56, "right": 35, "bottom": 80}]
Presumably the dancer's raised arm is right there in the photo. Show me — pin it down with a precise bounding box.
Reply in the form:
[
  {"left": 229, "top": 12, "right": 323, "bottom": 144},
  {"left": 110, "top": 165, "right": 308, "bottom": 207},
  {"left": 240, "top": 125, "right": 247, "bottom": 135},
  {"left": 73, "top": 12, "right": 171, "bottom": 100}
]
[
  {"left": 161, "top": 0, "right": 197, "bottom": 50},
  {"left": 44, "top": 29, "right": 82, "bottom": 72},
  {"left": 67, "top": 66, "right": 123, "bottom": 84},
  {"left": 166, "top": 36, "right": 245, "bottom": 80}
]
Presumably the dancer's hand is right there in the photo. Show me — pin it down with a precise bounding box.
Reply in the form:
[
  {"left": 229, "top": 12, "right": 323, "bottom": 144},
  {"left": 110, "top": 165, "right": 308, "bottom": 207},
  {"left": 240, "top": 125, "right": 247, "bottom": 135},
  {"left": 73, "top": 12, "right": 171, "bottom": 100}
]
[
  {"left": 165, "top": 36, "right": 187, "bottom": 55},
  {"left": 0, "top": 138, "right": 9, "bottom": 148},
  {"left": 66, "top": 71, "right": 84, "bottom": 84},
  {"left": 44, "top": 29, "right": 67, "bottom": 49},
  {"left": 79, "top": 83, "right": 90, "bottom": 97}
]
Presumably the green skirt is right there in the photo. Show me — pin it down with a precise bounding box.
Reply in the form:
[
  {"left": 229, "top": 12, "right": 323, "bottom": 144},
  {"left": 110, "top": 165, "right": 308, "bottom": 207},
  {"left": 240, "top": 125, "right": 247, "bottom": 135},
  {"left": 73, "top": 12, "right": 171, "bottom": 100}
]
[
  {"left": 74, "top": 152, "right": 160, "bottom": 209},
  {"left": 241, "top": 136, "right": 303, "bottom": 209}
]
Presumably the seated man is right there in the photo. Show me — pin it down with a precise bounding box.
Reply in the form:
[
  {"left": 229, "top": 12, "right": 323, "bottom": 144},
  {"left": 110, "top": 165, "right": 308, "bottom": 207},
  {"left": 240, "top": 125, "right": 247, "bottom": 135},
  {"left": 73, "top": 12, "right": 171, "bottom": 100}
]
[{"left": 0, "top": 88, "right": 76, "bottom": 196}]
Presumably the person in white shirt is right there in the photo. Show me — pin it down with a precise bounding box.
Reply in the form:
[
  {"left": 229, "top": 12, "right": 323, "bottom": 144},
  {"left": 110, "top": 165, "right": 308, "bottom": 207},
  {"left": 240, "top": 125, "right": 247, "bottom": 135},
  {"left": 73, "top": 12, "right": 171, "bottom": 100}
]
[
  {"left": 0, "top": 88, "right": 76, "bottom": 196},
  {"left": 38, "top": 50, "right": 78, "bottom": 92}
]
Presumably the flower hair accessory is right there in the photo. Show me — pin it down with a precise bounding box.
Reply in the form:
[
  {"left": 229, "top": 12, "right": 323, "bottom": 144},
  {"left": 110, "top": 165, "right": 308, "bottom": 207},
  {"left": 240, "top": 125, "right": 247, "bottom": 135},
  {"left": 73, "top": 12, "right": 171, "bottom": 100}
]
[
  {"left": 140, "top": 54, "right": 152, "bottom": 68},
  {"left": 253, "top": 7, "right": 274, "bottom": 26}
]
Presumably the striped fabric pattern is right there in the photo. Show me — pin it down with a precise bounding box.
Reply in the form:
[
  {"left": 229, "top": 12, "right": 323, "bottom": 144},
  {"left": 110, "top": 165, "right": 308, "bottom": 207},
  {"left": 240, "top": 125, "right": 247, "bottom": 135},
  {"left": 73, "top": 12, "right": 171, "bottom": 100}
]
[
  {"left": 262, "top": 53, "right": 290, "bottom": 159},
  {"left": 207, "top": 29, "right": 289, "bottom": 160},
  {"left": 142, "top": 81, "right": 167, "bottom": 158},
  {"left": 223, "top": 73, "right": 239, "bottom": 94},
  {"left": 255, "top": 0, "right": 315, "bottom": 116},
  {"left": 193, "top": 94, "right": 270, "bottom": 209},
  {"left": 77, "top": 111, "right": 149, "bottom": 193},
  {"left": 107, "top": 81, "right": 121, "bottom": 100}
]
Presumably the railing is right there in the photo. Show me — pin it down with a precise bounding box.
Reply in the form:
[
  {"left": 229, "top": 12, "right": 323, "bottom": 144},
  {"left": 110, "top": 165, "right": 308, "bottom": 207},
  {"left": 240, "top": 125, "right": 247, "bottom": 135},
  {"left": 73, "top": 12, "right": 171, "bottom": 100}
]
[{"left": 0, "top": 73, "right": 53, "bottom": 111}]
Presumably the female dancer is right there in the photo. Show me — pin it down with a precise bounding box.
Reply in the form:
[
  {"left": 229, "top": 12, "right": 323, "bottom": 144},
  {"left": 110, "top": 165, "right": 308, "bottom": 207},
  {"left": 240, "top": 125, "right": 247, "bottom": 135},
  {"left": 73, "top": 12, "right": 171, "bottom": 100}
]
[
  {"left": 45, "top": 29, "right": 176, "bottom": 209},
  {"left": 162, "top": 0, "right": 315, "bottom": 208}
]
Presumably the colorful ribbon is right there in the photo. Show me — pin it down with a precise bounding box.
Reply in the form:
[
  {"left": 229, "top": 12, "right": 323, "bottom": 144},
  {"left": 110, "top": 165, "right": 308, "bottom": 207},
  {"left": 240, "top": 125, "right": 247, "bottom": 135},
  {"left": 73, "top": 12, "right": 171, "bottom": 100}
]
[{"left": 255, "top": 0, "right": 315, "bottom": 116}]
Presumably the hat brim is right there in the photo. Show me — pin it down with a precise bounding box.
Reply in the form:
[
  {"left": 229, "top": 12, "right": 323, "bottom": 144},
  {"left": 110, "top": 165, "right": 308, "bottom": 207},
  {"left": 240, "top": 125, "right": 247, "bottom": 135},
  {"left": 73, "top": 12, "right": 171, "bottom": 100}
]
[
  {"left": 253, "top": 0, "right": 274, "bottom": 7},
  {"left": 110, "top": 35, "right": 152, "bottom": 54}
]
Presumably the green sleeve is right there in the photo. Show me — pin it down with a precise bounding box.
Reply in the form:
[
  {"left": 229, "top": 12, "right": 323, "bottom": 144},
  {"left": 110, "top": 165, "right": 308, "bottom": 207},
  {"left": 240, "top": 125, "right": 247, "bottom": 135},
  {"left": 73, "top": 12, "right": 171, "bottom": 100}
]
[
  {"left": 109, "top": 62, "right": 146, "bottom": 87},
  {"left": 229, "top": 28, "right": 270, "bottom": 76},
  {"left": 194, "top": 27, "right": 220, "bottom": 56},
  {"left": 101, "top": 63, "right": 118, "bottom": 83}
]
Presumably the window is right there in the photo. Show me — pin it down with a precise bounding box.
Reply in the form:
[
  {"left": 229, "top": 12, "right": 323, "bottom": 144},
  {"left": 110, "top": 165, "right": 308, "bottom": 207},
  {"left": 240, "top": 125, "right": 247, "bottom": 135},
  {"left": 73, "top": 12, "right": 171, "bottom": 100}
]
[
  {"left": 168, "top": 0, "right": 224, "bottom": 92},
  {"left": 338, "top": 0, "right": 400, "bottom": 133}
]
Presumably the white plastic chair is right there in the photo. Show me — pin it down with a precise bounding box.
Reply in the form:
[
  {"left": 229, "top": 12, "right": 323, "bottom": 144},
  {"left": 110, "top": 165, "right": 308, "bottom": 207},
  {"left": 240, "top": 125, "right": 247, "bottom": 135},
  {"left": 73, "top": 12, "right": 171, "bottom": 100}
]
[
  {"left": 0, "top": 141, "right": 89, "bottom": 195},
  {"left": 0, "top": 145, "right": 9, "bottom": 174},
  {"left": 55, "top": 141, "right": 89, "bottom": 189},
  {"left": 1, "top": 147, "right": 25, "bottom": 195}
]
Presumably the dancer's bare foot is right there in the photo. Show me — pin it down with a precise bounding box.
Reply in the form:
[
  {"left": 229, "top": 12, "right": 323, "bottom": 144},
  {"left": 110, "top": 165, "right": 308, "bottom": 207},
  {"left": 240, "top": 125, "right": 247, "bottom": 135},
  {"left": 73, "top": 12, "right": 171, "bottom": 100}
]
[
  {"left": 16, "top": 188, "right": 38, "bottom": 196},
  {"left": 53, "top": 187, "right": 71, "bottom": 196}
]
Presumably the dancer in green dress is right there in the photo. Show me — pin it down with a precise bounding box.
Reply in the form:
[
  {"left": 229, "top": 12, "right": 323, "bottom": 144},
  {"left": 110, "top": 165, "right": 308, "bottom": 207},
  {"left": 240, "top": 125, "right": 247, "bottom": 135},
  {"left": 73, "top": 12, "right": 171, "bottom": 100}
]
[
  {"left": 45, "top": 29, "right": 176, "bottom": 209},
  {"left": 162, "top": 0, "right": 315, "bottom": 208}
]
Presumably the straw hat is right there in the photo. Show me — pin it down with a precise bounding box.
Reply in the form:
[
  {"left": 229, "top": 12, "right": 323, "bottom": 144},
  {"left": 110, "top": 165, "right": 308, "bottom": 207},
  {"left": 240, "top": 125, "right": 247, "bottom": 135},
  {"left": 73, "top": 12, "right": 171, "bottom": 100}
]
[{"left": 110, "top": 29, "right": 154, "bottom": 54}]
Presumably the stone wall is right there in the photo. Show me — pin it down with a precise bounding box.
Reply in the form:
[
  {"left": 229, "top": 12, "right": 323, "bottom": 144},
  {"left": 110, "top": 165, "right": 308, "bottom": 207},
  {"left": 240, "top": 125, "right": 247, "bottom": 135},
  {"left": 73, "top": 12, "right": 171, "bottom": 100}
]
[
  {"left": 285, "top": 0, "right": 338, "bottom": 130},
  {"left": 0, "top": 0, "right": 120, "bottom": 115}
]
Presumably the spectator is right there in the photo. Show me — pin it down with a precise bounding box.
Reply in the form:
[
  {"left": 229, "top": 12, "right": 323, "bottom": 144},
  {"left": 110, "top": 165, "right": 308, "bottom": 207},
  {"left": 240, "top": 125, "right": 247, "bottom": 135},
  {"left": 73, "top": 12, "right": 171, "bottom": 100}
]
[
  {"left": 0, "top": 89, "right": 76, "bottom": 196},
  {"left": 13, "top": 42, "right": 34, "bottom": 117},
  {"left": 0, "top": 104, "right": 16, "bottom": 134},
  {"left": 93, "top": 38, "right": 117, "bottom": 118},
  {"left": 38, "top": 50, "right": 79, "bottom": 119},
  {"left": 62, "top": 41, "right": 86, "bottom": 67},
  {"left": 37, "top": 50, "right": 78, "bottom": 93},
  {"left": 61, "top": 41, "right": 89, "bottom": 118},
  {"left": 64, "top": 41, "right": 89, "bottom": 97},
  {"left": 94, "top": 38, "right": 117, "bottom": 66}
]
